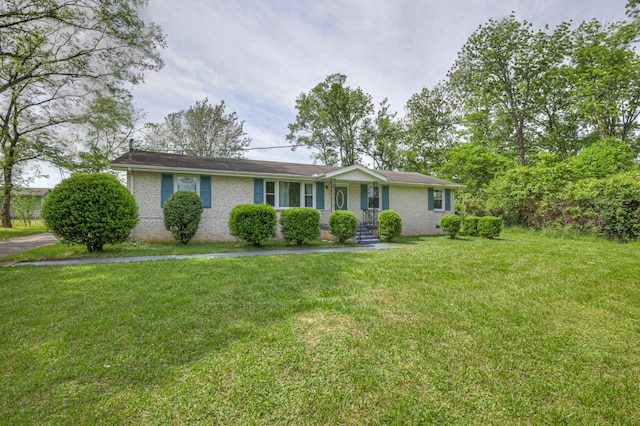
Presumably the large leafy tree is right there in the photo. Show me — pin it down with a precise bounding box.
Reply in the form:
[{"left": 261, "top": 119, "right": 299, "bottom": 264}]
[
  {"left": 68, "top": 92, "right": 144, "bottom": 173},
  {"left": 0, "top": 0, "right": 165, "bottom": 227},
  {"left": 403, "top": 83, "right": 458, "bottom": 175},
  {"left": 439, "top": 143, "right": 511, "bottom": 191},
  {"left": 144, "top": 98, "right": 251, "bottom": 158},
  {"left": 363, "top": 98, "right": 403, "bottom": 170},
  {"left": 448, "top": 14, "right": 570, "bottom": 166},
  {"left": 287, "top": 73, "right": 374, "bottom": 166},
  {"left": 569, "top": 19, "right": 640, "bottom": 145}
]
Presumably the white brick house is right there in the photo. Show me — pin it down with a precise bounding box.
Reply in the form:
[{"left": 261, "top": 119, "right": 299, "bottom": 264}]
[{"left": 110, "top": 150, "right": 463, "bottom": 242}]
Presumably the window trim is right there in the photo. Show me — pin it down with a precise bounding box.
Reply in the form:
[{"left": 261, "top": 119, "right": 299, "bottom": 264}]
[
  {"left": 175, "top": 175, "right": 199, "bottom": 194},
  {"left": 433, "top": 189, "right": 444, "bottom": 210},
  {"left": 264, "top": 179, "right": 315, "bottom": 209},
  {"left": 367, "top": 184, "right": 380, "bottom": 210}
]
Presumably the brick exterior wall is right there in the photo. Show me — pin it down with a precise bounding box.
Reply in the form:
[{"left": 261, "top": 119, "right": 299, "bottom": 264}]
[
  {"left": 128, "top": 171, "right": 454, "bottom": 242},
  {"left": 129, "top": 171, "right": 253, "bottom": 242}
]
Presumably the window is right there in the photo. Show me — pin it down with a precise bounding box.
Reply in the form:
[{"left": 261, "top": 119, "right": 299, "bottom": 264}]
[
  {"left": 266, "top": 181, "right": 275, "bottom": 206},
  {"left": 176, "top": 176, "right": 198, "bottom": 193},
  {"left": 433, "top": 189, "right": 443, "bottom": 210},
  {"left": 279, "top": 182, "right": 300, "bottom": 207},
  {"left": 368, "top": 185, "right": 380, "bottom": 209},
  {"left": 265, "top": 180, "right": 314, "bottom": 208},
  {"left": 305, "top": 183, "right": 313, "bottom": 207}
]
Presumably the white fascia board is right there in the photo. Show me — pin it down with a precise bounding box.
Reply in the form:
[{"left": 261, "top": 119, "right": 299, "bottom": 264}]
[
  {"left": 108, "top": 163, "right": 320, "bottom": 181},
  {"left": 322, "top": 164, "right": 389, "bottom": 182}
]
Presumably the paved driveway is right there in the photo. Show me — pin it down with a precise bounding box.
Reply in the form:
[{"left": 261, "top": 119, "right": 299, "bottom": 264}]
[{"left": 0, "top": 233, "right": 59, "bottom": 258}]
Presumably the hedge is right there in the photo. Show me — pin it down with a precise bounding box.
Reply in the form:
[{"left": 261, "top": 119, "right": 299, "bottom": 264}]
[
  {"left": 279, "top": 208, "right": 320, "bottom": 245},
  {"left": 462, "top": 216, "right": 480, "bottom": 236},
  {"left": 378, "top": 210, "right": 402, "bottom": 241},
  {"left": 42, "top": 173, "right": 138, "bottom": 252},
  {"left": 478, "top": 216, "right": 502, "bottom": 239},
  {"left": 329, "top": 210, "right": 357, "bottom": 243},
  {"left": 163, "top": 191, "right": 203, "bottom": 244},
  {"left": 228, "top": 204, "right": 277, "bottom": 246},
  {"left": 440, "top": 214, "right": 462, "bottom": 239}
]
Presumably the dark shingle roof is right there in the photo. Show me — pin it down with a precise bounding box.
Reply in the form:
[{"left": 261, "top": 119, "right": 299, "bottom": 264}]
[
  {"left": 111, "top": 150, "right": 338, "bottom": 177},
  {"left": 111, "top": 150, "right": 462, "bottom": 187}
]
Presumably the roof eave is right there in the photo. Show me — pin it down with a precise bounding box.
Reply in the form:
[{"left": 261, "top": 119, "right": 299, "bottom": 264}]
[{"left": 109, "top": 163, "right": 322, "bottom": 181}]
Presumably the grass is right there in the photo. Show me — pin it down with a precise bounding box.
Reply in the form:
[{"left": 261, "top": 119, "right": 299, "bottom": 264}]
[
  {"left": 1, "top": 231, "right": 639, "bottom": 424},
  {"left": 0, "top": 220, "right": 47, "bottom": 239},
  {"left": 0, "top": 238, "right": 354, "bottom": 263}
]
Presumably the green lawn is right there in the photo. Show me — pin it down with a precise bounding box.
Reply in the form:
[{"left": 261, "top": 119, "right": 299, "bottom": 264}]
[
  {"left": 1, "top": 231, "right": 639, "bottom": 424},
  {"left": 0, "top": 220, "right": 47, "bottom": 239},
  {"left": 0, "top": 238, "right": 353, "bottom": 263}
]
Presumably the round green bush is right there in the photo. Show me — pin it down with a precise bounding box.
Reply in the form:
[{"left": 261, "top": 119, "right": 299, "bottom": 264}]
[
  {"left": 228, "top": 204, "right": 277, "bottom": 246},
  {"left": 329, "top": 210, "right": 357, "bottom": 243},
  {"left": 279, "top": 208, "right": 320, "bottom": 245},
  {"left": 42, "top": 173, "right": 138, "bottom": 252},
  {"left": 440, "top": 214, "right": 462, "bottom": 239},
  {"left": 462, "top": 215, "right": 480, "bottom": 236},
  {"left": 478, "top": 216, "right": 502, "bottom": 239},
  {"left": 378, "top": 210, "right": 402, "bottom": 241},
  {"left": 163, "top": 191, "right": 203, "bottom": 244}
]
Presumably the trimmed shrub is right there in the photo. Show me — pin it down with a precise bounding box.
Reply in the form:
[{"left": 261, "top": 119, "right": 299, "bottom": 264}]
[
  {"left": 478, "top": 216, "right": 502, "bottom": 239},
  {"left": 279, "top": 208, "right": 320, "bottom": 245},
  {"left": 163, "top": 191, "right": 203, "bottom": 244},
  {"left": 440, "top": 214, "right": 462, "bottom": 239},
  {"left": 229, "top": 204, "right": 277, "bottom": 246},
  {"left": 378, "top": 210, "right": 402, "bottom": 241},
  {"left": 42, "top": 173, "right": 138, "bottom": 252},
  {"left": 329, "top": 210, "right": 357, "bottom": 243},
  {"left": 462, "top": 215, "right": 480, "bottom": 236}
]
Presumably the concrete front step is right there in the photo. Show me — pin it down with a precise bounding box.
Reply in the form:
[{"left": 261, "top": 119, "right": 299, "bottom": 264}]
[{"left": 355, "top": 225, "right": 381, "bottom": 245}]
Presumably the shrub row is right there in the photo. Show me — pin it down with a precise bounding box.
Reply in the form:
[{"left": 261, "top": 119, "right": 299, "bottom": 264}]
[{"left": 440, "top": 214, "right": 502, "bottom": 239}]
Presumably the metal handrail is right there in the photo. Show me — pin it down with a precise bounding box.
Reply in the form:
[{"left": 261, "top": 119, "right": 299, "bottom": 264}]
[{"left": 362, "top": 209, "right": 378, "bottom": 227}]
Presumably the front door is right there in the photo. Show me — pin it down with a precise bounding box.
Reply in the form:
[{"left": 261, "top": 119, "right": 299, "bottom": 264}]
[{"left": 335, "top": 186, "right": 348, "bottom": 210}]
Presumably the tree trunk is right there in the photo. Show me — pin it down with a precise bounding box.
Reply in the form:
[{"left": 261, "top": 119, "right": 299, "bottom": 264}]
[
  {"left": 1, "top": 164, "right": 13, "bottom": 228},
  {"left": 515, "top": 117, "right": 526, "bottom": 166}
]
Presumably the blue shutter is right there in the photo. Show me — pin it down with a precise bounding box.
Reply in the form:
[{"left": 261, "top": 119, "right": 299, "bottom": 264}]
[
  {"left": 361, "top": 184, "right": 368, "bottom": 210},
  {"left": 382, "top": 185, "right": 389, "bottom": 210},
  {"left": 445, "top": 189, "right": 451, "bottom": 211},
  {"left": 254, "top": 178, "right": 264, "bottom": 204},
  {"left": 428, "top": 188, "right": 434, "bottom": 211},
  {"left": 200, "top": 176, "right": 211, "bottom": 208},
  {"left": 161, "top": 174, "right": 173, "bottom": 207},
  {"left": 316, "top": 182, "right": 325, "bottom": 209}
]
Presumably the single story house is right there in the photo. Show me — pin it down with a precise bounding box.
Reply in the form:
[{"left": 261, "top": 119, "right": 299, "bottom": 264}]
[{"left": 110, "top": 150, "right": 463, "bottom": 242}]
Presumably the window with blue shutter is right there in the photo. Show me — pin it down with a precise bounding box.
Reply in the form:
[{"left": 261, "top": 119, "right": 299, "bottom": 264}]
[
  {"left": 200, "top": 176, "right": 211, "bottom": 208},
  {"left": 161, "top": 175, "right": 174, "bottom": 207}
]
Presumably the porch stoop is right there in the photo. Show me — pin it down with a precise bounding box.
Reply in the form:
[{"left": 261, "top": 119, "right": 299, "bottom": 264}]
[{"left": 355, "top": 224, "right": 381, "bottom": 245}]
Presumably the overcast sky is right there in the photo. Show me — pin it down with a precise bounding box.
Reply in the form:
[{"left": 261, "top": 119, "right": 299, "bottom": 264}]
[{"left": 34, "top": 0, "right": 629, "bottom": 186}]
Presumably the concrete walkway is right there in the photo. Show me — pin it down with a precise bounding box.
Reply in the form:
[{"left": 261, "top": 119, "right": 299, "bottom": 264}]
[
  {"left": 0, "top": 233, "right": 59, "bottom": 258},
  {"left": 2, "top": 233, "right": 396, "bottom": 266}
]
